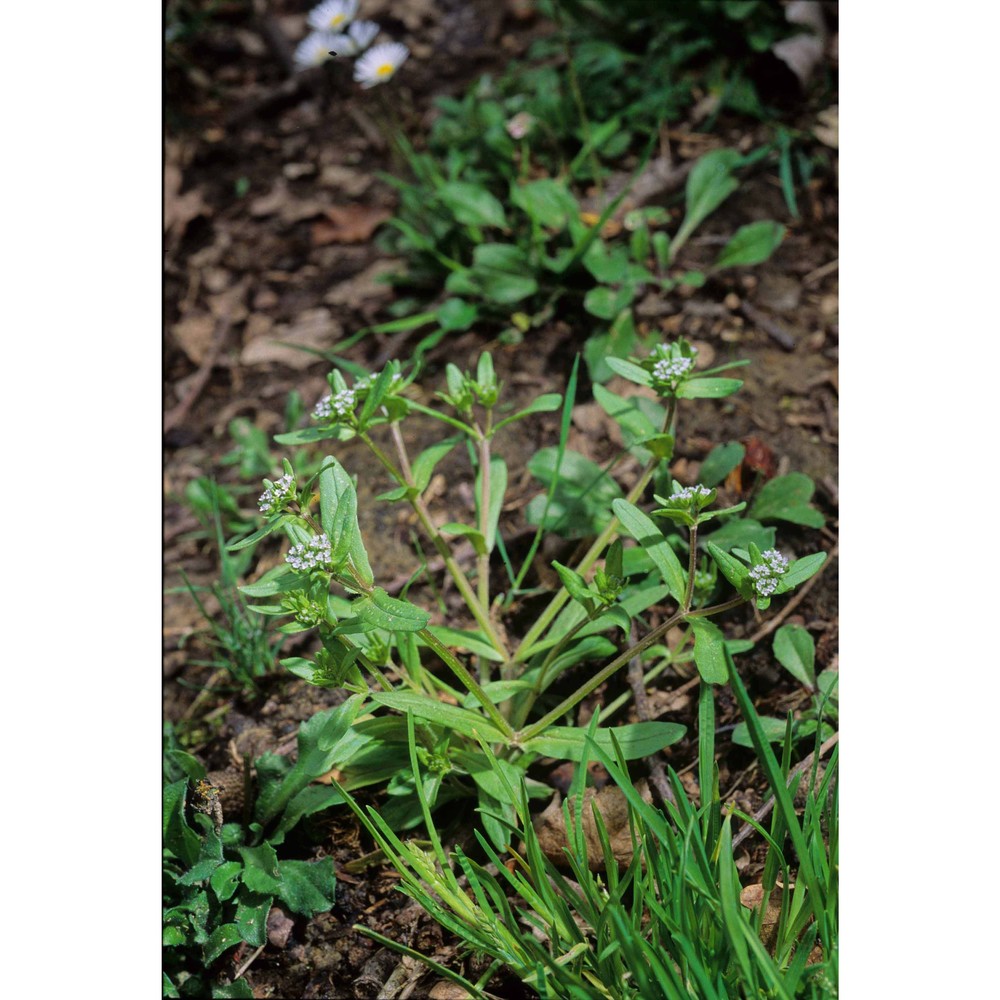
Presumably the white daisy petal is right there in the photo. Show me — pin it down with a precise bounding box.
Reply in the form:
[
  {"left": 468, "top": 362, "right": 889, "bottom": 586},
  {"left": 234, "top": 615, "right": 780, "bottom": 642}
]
[
  {"left": 294, "top": 31, "right": 338, "bottom": 70},
  {"left": 307, "top": 0, "right": 359, "bottom": 32},
  {"left": 353, "top": 41, "right": 409, "bottom": 88}
]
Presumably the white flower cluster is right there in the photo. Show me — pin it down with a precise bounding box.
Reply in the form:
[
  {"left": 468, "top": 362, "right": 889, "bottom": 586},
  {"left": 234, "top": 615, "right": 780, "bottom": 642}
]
[
  {"left": 651, "top": 357, "right": 694, "bottom": 383},
  {"left": 313, "top": 388, "right": 357, "bottom": 420},
  {"left": 286, "top": 533, "right": 333, "bottom": 571},
  {"left": 747, "top": 549, "right": 789, "bottom": 597},
  {"left": 258, "top": 473, "right": 296, "bottom": 515},
  {"left": 668, "top": 484, "right": 712, "bottom": 503},
  {"left": 294, "top": 0, "right": 409, "bottom": 87}
]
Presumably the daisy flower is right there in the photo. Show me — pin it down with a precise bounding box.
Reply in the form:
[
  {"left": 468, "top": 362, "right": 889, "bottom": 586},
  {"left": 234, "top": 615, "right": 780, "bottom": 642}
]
[
  {"left": 328, "top": 20, "right": 380, "bottom": 57},
  {"left": 354, "top": 41, "right": 409, "bottom": 88},
  {"left": 307, "top": 0, "right": 358, "bottom": 33},
  {"left": 294, "top": 31, "right": 338, "bottom": 70}
]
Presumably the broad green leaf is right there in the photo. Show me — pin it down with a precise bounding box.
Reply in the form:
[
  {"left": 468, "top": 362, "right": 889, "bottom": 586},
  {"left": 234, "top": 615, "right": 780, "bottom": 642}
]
[
  {"left": 275, "top": 425, "right": 354, "bottom": 446},
  {"left": 276, "top": 857, "right": 337, "bottom": 916},
  {"left": 439, "top": 523, "right": 486, "bottom": 556},
  {"left": 676, "top": 377, "right": 743, "bottom": 399},
  {"left": 212, "top": 980, "right": 255, "bottom": 998},
  {"left": 584, "top": 284, "right": 633, "bottom": 319},
  {"left": 780, "top": 551, "right": 827, "bottom": 590},
  {"left": 460, "top": 680, "right": 533, "bottom": 707},
  {"left": 583, "top": 308, "right": 639, "bottom": 384},
  {"left": 525, "top": 721, "right": 686, "bottom": 761},
  {"left": 592, "top": 383, "right": 660, "bottom": 452},
  {"left": 688, "top": 616, "right": 728, "bottom": 684},
  {"left": 436, "top": 298, "right": 478, "bottom": 331},
  {"left": 604, "top": 357, "right": 651, "bottom": 386},
  {"left": 611, "top": 499, "right": 686, "bottom": 603},
  {"left": 165, "top": 749, "right": 206, "bottom": 783},
  {"left": 510, "top": 178, "right": 578, "bottom": 228},
  {"left": 699, "top": 441, "right": 745, "bottom": 487},
  {"left": 411, "top": 436, "right": 461, "bottom": 492},
  {"left": 551, "top": 560, "right": 594, "bottom": 607},
  {"left": 371, "top": 691, "right": 504, "bottom": 741},
  {"left": 706, "top": 541, "right": 750, "bottom": 592},
  {"left": 731, "top": 716, "right": 790, "bottom": 747},
  {"left": 163, "top": 779, "right": 201, "bottom": 867},
  {"left": 675, "top": 148, "right": 742, "bottom": 249},
  {"left": 473, "top": 242, "right": 528, "bottom": 271},
  {"left": 203, "top": 924, "right": 242, "bottom": 965},
  {"left": 239, "top": 843, "right": 281, "bottom": 894},
  {"left": 773, "top": 624, "right": 815, "bottom": 687},
  {"left": 750, "top": 472, "right": 825, "bottom": 528},
  {"left": 235, "top": 889, "right": 271, "bottom": 946},
  {"left": 239, "top": 568, "right": 302, "bottom": 598},
  {"left": 210, "top": 861, "right": 242, "bottom": 902},
  {"left": 352, "top": 588, "right": 430, "bottom": 633},
  {"left": 271, "top": 785, "right": 346, "bottom": 843},
  {"left": 700, "top": 517, "right": 774, "bottom": 554},
  {"left": 545, "top": 636, "right": 616, "bottom": 682},
  {"left": 438, "top": 182, "right": 507, "bottom": 228},
  {"left": 477, "top": 271, "right": 538, "bottom": 306},
  {"left": 715, "top": 220, "right": 786, "bottom": 269}
]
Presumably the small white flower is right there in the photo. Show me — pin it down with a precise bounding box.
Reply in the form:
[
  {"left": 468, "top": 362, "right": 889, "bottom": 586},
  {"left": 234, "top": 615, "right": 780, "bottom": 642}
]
[
  {"left": 328, "top": 20, "right": 380, "bottom": 56},
  {"left": 747, "top": 549, "right": 789, "bottom": 597},
  {"left": 286, "top": 534, "right": 333, "bottom": 572},
  {"left": 668, "top": 484, "right": 712, "bottom": 503},
  {"left": 505, "top": 112, "right": 535, "bottom": 140},
  {"left": 651, "top": 357, "right": 694, "bottom": 383},
  {"left": 258, "top": 473, "right": 296, "bottom": 515},
  {"left": 354, "top": 41, "right": 409, "bottom": 88},
  {"left": 294, "top": 31, "right": 339, "bottom": 70},
  {"left": 308, "top": 0, "right": 358, "bottom": 32}
]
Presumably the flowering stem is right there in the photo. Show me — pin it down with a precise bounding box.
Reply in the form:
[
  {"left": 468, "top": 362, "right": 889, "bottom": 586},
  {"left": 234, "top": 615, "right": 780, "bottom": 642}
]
[
  {"left": 418, "top": 628, "right": 515, "bottom": 740},
  {"left": 476, "top": 421, "right": 492, "bottom": 614},
  {"left": 361, "top": 431, "right": 510, "bottom": 661},
  {"left": 513, "top": 399, "right": 677, "bottom": 661},
  {"left": 683, "top": 523, "right": 699, "bottom": 612}
]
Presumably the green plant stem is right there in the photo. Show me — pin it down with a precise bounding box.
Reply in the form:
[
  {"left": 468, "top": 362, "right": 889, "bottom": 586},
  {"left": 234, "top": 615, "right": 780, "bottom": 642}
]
[
  {"left": 418, "top": 628, "right": 515, "bottom": 740},
  {"left": 476, "top": 424, "right": 492, "bottom": 614},
  {"left": 363, "top": 430, "right": 510, "bottom": 661},
  {"left": 683, "top": 523, "right": 699, "bottom": 612},
  {"left": 513, "top": 399, "right": 677, "bottom": 661},
  {"left": 516, "top": 594, "right": 743, "bottom": 744}
]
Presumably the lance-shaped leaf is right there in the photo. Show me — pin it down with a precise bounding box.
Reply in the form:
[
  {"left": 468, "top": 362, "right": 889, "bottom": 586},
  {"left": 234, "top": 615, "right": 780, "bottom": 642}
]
[
  {"left": 352, "top": 588, "right": 430, "bottom": 633},
  {"left": 688, "top": 616, "right": 728, "bottom": 685},
  {"left": 612, "top": 499, "right": 686, "bottom": 603},
  {"left": 523, "top": 721, "right": 686, "bottom": 761},
  {"left": 318, "top": 458, "right": 374, "bottom": 587},
  {"left": 371, "top": 691, "right": 504, "bottom": 741}
]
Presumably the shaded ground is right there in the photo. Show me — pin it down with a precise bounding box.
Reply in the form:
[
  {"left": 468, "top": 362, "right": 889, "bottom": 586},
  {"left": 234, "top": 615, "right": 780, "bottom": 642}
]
[{"left": 165, "top": 2, "right": 838, "bottom": 996}]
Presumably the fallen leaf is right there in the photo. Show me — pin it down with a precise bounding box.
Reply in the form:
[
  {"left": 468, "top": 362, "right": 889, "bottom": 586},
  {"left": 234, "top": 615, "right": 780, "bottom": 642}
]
[
  {"left": 814, "top": 106, "right": 839, "bottom": 149},
  {"left": 240, "top": 308, "right": 342, "bottom": 369},
  {"left": 171, "top": 312, "right": 216, "bottom": 365},
  {"left": 267, "top": 907, "right": 295, "bottom": 948},
  {"left": 323, "top": 259, "right": 399, "bottom": 308},
  {"left": 164, "top": 163, "right": 209, "bottom": 242},
  {"left": 532, "top": 782, "right": 652, "bottom": 870},
  {"left": 311, "top": 204, "right": 392, "bottom": 246},
  {"left": 772, "top": 1, "right": 828, "bottom": 88}
]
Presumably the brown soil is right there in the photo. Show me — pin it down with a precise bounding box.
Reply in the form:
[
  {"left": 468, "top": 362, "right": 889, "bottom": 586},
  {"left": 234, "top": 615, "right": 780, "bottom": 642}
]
[{"left": 165, "top": 2, "right": 838, "bottom": 996}]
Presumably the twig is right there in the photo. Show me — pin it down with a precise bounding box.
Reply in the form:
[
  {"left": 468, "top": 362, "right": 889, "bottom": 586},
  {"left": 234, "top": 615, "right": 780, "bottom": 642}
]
[
  {"left": 731, "top": 732, "right": 838, "bottom": 849},
  {"left": 748, "top": 543, "right": 838, "bottom": 646},
  {"left": 802, "top": 258, "right": 839, "bottom": 286},
  {"left": 233, "top": 943, "right": 266, "bottom": 981},
  {"left": 738, "top": 301, "right": 797, "bottom": 351}
]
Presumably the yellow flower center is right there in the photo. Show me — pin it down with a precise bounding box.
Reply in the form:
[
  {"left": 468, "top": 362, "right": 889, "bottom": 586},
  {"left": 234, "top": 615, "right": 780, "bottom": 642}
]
[
  {"left": 376, "top": 62, "right": 394, "bottom": 78},
  {"left": 331, "top": 14, "right": 346, "bottom": 26}
]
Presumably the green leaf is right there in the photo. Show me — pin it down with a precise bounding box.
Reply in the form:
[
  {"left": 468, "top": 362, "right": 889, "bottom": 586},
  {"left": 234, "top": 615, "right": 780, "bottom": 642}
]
[
  {"left": 688, "top": 616, "right": 728, "bottom": 684},
  {"left": 551, "top": 560, "right": 593, "bottom": 607},
  {"left": 370, "top": 691, "right": 504, "bottom": 741},
  {"left": 163, "top": 779, "right": 201, "bottom": 867},
  {"left": 510, "top": 178, "right": 578, "bottom": 228},
  {"left": 611, "top": 499, "right": 686, "bottom": 603},
  {"left": 583, "top": 285, "right": 634, "bottom": 320},
  {"left": 479, "top": 456, "right": 506, "bottom": 553},
  {"left": 239, "top": 568, "right": 301, "bottom": 599},
  {"left": 436, "top": 298, "right": 478, "bottom": 331},
  {"left": 773, "top": 624, "right": 816, "bottom": 687},
  {"left": 276, "top": 857, "right": 337, "bottom": 916},
  {"left": 212, "top": 981, "right": 255, "bottom": 999},
  {"left": 714, "top": 220, "right": 786, "bottom": 269},
  {"left": 676, "top": 377, "right": 743, "bottom": 399},
  {"left": 731, "top": 716, "right": 789, "bottom": 747},
  {"left": 604, "top": 357, "right": 651, "bottom": 386},
  {"left": 235, "top": 889, "right": 271, "bottom": 947},
  {"left": 700, "top": 517, "right": 774, "bottom": 554},
  {"left": 227, "top": 514, "right": 296, "bottom": 551},
  {"left": 676, "top": 148, "right": 741, "bottom": 246},
  {"left": 780, "top": 551, "right": 827, "bottom": 590},
  {"left": 470, "top": 243, "right": 539, "bottom": 304},
  {"left": 583, "top": 308, "right": 639, "bottom": 384},
  {"left": 353, "top": 588, "right": 430, "bottom": 633},
  {"left": 165, "top": 749, "right": 207, "bottom": 783},
  {"left": 706, "top": 541, "right": 750, "bottom": 593},
  {"left": 526, "top": 721, "right": 686, "bottom": 761},
  {"left": 749, "top": 472, "right": 825, "bottom": 528},
  {"left": 239, "top": 843, "right": 282, "bottom": 895},
  {"left": 438, "top": 523, "right": 487, "bottom": 556},
  {"left": 203, "top": 924, "right": 242, "bottom": 965},
  {"left": 318, "top": 458, "right": 374, "bottom": 585},
  {"left": 699, "top": 442, "right": 745, "bottom": 487},
  {"left": 210, "top": 861, "right": 242, "bottom": 902},
  {"left": 438, "top": 182, "right": 507, "bottom": 228},
  {"left": 411, "top": 436, "right": 462, "bottom": 492}
]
